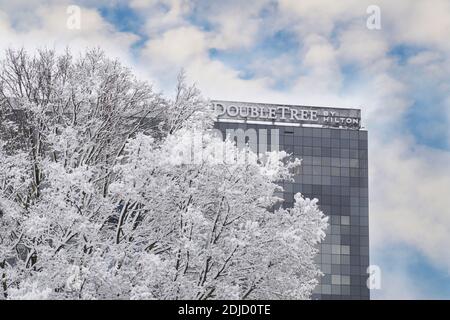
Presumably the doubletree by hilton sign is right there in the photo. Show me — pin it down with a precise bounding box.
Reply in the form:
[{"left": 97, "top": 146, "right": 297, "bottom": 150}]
[{"left": 213, "top": 100, "right": 361, "bottom": 129}]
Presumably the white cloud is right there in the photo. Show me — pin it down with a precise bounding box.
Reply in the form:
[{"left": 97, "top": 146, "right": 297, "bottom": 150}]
[
  {"left": 337, "top": 24, "right": 389, "bottom": 67},
  {"left": 371, "top": 250, "right": 429, "bottom": 300},
  {"left": 381, "top": 0, "right": 450, "bottom": 53},
  {"left": 204, "top": 1, "right": 269, "bottom": 50},
  {"left": 293, "top": 34, "right": 343, "bottom": 96},
  {"left": 370, "top": 136, "right": 450, "bottom": 273},
  {"left": 143, "top": 26, "right": 208, "bottom": 67},
  {"left": 131, "top": 0, "right": 192, "bottom": 36},
  {"left": 277, "top": 0, "right": 364, "bottom": 36},
  {"left": 0, "top": 2, "right": 138, "bottom": 65}
]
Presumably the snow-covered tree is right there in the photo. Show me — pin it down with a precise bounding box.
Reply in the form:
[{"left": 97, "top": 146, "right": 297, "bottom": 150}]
[{"left": 0, "top": 48, "right": 327, "bottom": 300}]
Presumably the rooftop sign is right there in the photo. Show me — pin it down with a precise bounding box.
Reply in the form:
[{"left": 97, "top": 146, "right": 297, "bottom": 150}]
[{"left": 213, "top": 100, "right": 361, "bottom": 129}]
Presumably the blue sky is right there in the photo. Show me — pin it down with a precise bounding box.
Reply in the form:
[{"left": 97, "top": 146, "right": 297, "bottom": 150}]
[{"left": 0, "top": 0, "right": 449, "bottom": 299}]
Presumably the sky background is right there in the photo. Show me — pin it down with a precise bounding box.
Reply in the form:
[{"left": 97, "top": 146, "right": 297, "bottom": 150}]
[{"left": 0, "top": 0, "right": 449, "bottom": 299}]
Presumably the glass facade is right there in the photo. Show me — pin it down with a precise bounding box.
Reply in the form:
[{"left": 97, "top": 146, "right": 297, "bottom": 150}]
[{"left": 214, "top": 121, "right": 370, "bottom": 300}]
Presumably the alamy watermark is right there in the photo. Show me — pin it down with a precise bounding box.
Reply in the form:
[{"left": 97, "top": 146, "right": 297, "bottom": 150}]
[
  {"left": 366, "top": 5, "right": 381, "bottom": 30},
  {"left": 165, "top": 128, "right": 281, "bottom": 167},
  {"left": 367, "top": 265, "right": 382, "bottom": 290},
  {"left": 67, "top": 5, "right": 81, "bottom": 30}
]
